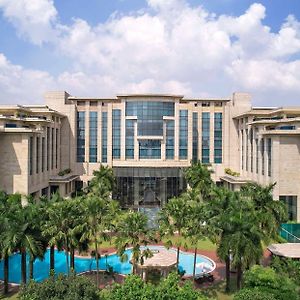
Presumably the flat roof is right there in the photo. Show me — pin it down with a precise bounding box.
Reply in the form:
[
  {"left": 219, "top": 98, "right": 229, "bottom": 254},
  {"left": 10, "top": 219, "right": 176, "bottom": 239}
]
[{"left": 268, "top": 243, "right": 300, "bottom": 258}]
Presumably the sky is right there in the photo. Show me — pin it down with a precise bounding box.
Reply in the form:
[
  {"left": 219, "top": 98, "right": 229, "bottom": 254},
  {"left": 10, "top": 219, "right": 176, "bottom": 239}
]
[{"left": 0, "top": 0, "right": 300, "bottom": 106}]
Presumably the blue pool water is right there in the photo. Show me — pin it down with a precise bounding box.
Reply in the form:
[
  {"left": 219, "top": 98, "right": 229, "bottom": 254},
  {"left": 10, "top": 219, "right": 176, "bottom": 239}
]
[{"left": 0, "top": 246, "right": 215, "bottom": 284}]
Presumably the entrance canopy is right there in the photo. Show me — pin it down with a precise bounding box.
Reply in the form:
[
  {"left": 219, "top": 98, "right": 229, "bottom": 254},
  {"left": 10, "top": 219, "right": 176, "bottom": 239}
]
[{"left": 268, "top": 243, "right": 300, "bottom": 258}]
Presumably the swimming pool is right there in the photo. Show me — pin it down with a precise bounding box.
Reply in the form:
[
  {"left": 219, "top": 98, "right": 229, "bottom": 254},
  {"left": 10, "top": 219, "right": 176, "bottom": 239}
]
[{"left": 0, "top": 246, "right": 215, "bottom": 284}]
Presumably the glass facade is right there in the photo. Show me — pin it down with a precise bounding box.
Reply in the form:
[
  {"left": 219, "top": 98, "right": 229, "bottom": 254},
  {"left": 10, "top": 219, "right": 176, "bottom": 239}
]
[
  {"left": 267, "top": 138, "right": 272, "bottom": 177},
  {"left": 112, "top": 109, "right": 121, "bottom": 159},
  {"left": 202, "top": 112, "right": 210, "bottom": 163},
  {"left": 139, "top": 140, "right": 161, "bottom": 159},
  {"left": 113, "top": 167, "right": 186, "bottom": 207},
  {"left": 214, "top": 113, "right": 222, "bottom": 164},
  {"left": 89, "top": 112, "right": 98, "bottom": 162},
  {"left": 126, "top": 101, "right": 174, "bottom": 136},
  {"left": 179, "top": 110, "right": 188, "bottom": 159},
  {"left": 192, "top": 112, "right": 198, "bottom": 162},
  {"left": 102, "top": 112, "right": 108, "bottom": 163},
  {"left": 76, "top": 112, "right": 85, "bottom": 162},
  {"left": 166, "top": 120, "right": 175, "bottom": 159},
  {"left": 280, "top": 196, "right": 297, "bottom": 221},
  {"left": 126, "top": 120, "right": 135, "bottom": 159}
]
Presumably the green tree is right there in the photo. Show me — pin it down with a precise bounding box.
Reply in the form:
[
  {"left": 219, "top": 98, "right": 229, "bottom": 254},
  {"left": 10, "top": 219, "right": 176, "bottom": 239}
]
[
  {"left": 159, "top": 196, "right": 191, "bottom": 265},
  {"left": 115, "top": 211, "right": 156, "bottom": 274}
]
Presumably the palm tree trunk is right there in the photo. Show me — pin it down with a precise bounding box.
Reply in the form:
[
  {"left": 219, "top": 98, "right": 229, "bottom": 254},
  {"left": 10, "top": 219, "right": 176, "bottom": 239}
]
[
  {"left": 225, "top": 255, "right": 230, "bottom": 293},
  {"left": 65, "top": 238, "right": 69, "bottom": 276},
  {"left": 193, "top": 247, "right": 197, "bottom": 279},
  {"left": 95, "top": 237, "right": 99, "bottom": 287},
  {"left": 70, "top": 247, "right": 75, "bottom": 271},
  {"left": 4, "top": 253, "right": 9, "bottom": 295},
  {"left": 21, "top": 249, "right": 27, "bottom": 284},
  {"left": 50, "top": 246, "right": 55, "bottom": 274},
  {"left": 29, "top": 254, "right": 34, "bottom": 280},
  {"left": 176, "top": 246, "right": 180, "bottom": 265},
  {"left": 236, "top": 262, "right": 242, "bottom": 290}
]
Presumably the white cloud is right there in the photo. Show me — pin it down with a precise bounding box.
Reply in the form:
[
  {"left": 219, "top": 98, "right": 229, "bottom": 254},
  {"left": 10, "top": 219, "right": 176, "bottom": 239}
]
[
  {"left": 0, "top": 0, "right": 300, "bottom": 105},
  {"left": 0, "top": 0, "right": 58, "bottom": 44}
]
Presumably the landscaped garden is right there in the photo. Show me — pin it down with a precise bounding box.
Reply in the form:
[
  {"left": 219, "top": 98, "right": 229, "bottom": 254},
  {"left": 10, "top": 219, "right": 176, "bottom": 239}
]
[{"left": 0, "top": 162, "right": 298, "bottom": 299}]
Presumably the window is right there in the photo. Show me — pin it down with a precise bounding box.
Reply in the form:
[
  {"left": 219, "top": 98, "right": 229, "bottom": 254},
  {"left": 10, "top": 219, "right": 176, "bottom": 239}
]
[
  {"left": 280, "top": 196, "right": 297, "bottom": 221},
  {"left": 179, "top": 110, "right": 188, "bottom": 159},
  {"left": 202, "top": 102, "right": 210, "bottom": 107},
  {"left": 261, "top": 139, "right": 265, "bottom": 175},
  {"left": 139, "top": 140, "right": 161, "bottom": 159},
  {"left": 267, "top": 138, "right": 272, "bottom": 177},
  {"left": 241, "top": 131, "right": 244, "bottom": 170},
  {"left": 112, "top": 110, "right": 121, "bottom": 159},
  {"left": 245, "top": 129, "right": 248, "bottom": 171},
  {"left": 250, "top": 129, "right": 253, "bottom": 172},
  {"left": 36, "top": 137, "right": 40, "bottom": 174},
  {"left": 102, "top": 112, "right": 108, "bottom": 163},
  {"left": 126, "top": 120, "right": 135, "bottom": 159},
  {"left": 256, "top": 138, "right": 259, "bottom": 174},
  {"left": 89, "top": 112, "right": 98, "bottom": 162},
  {"left": 214, "top": 113, "right": 222, "bottom": 164},
  {"left": 46, "top": 127, "right": 50, "bottom": 171},
  {"left": 51, "top": 128, "right": 54, "bottom": 169},
  {"left": 42, "top": 137, "right": 45, "bottom": 172},
  {"left": 29, "top": 137, "right": 33, "bottom": 175},
  {"left": 166, "top": 120, "right": 175, "bottom": 159},
  {"left": 192, "top": 112, "right": 198, "bottom": 162},
  {"left": 215, "top": 102, "right": 223, "bottom": 107},
  {"left": 76, "top": 112, "right": 85, "bottom": 162},
  {"left": 202, "top": 112, "right": 210, "bottom": 163},
  {"left": 56, "top": 129, "right": 58, "bottom": 168}
]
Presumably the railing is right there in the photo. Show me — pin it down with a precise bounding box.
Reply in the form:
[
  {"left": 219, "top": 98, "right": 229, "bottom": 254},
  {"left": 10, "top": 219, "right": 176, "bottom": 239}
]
[{"left": 280, "top": 226, "right": 300, "bottom": 243}]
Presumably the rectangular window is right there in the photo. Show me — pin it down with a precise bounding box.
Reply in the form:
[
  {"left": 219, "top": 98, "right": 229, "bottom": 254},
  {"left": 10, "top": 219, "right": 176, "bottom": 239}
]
[
  {"left": 51, "top": 128, "right": 54, "bottom": 169},
  {"left": 166, "top": 120, "right": 175, "bottom": 159},
  {"left": 179, "top": 110, "right": 188, "bottom": 159},
  {"left": 261, "top": 139, "right": 265, "bottom": 175},
  {"left": 102, "top": 112, "right": 108, "bottom": 163},
  {"left": 256, "top": 139, "right": 259, "bottom": 174},
  {"left": 89, "top": 111, "right": 98, "bottom": 162},
  {"left": 250, "top": 130, "right": 253, "bottom": 172},
  {"left": 36, "top": 137, "right": 40, "bottom": 174},
  {"left": 241, "top": 131, "right": 244, "bottom": 170},
  {"left": 126, "top": 120, "right": 135, "bottom": 159},
  {"left": 245, "top": 129, "right": 248, "bottom": 171},
  {"left": 139, "top": 140, "right": 161, "bottom": 159},
  {"left": 42, "top": 137, "right": 45, "bottom": 172},
  {"left": 192, "top": 112, "right": 198, "bottom": 162},
  {"left": 46, "top": 127, "right": 49, "bottom": 171},
  {"left": 112, "top": 109, "right": 121, "bottom": 159},
  {"left": 267, "top": 138, "right": 272, "bottom": 177},
  {"left": 214, "top": 113, "right": 222, "bottom": 164},
  {"left": 56, "top": 129, "right": 58, "bottom": 169},
  {"left": 280, "top": 196, "right": 297, "bottom": 221},
  {"left": 29, "top": 137, "right": 33, "bottom": 176},
  {"left": 77, "top": 112, "right": 85, "bottom": 162},
  {"left": 202, "top": 112, "right": 210, "bottom": 163}
]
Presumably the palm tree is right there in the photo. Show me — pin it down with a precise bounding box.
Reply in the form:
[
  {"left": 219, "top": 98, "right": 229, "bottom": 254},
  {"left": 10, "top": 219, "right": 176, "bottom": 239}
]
[
  {"left": 115, "top": 211, "right": 156, "bottom": 274},
  {"left": 87, "top": 165, "right": 115, "bottom": 198},
  {"left": 81, "top": 195, "right": 118, "bottom": 286},
  {"left": 158, "top": 196, "right": 191, "bottom": 265},
  {"left": 184, "top": 161, "right": 213, "bottom": 201}
]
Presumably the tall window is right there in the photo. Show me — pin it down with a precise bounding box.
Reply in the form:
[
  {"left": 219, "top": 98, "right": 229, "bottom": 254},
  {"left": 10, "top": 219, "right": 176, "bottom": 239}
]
[
  {"left": 102, "top": 112, "right": 108, "bottom": 163},
  {"left": 36, "top": 137, "right": 40, "bottom": 174},
  {"left": 139, "top": 140, "right": 161, "bottom": 159},
  {"left": 250, "top": 129, "right": 253, "bottom": 172},
  {"left": 241, "top": 130, "right": 244, "bottom": 170},
  {"left": 267, "top": 138, "right": 272, "bottom": 177},
  {"left": 280, "top": 196, "right": 297, "bottom": 221},
  {"left": 76, "top": 112, "right": 85, "bottom": 162},
  {"left": 179, "top": 110, "right": 188, "bottom": 159},
  {"left": 46, "top": 127, "right": 49, "bottom": 171},
  {"left": 166, "top": 120, "right": 175, "bottom": 159},
  {"left": 245, "top": 129, "right": 248, "bottom": 171},
  {"left": 29, "top": 137, "right": 33, "bottom": 175},
  {"left": 126, "top": 120, "right": 134, "bottom": 159},
  {"left": 42, "top": 137, "right": 45, "bottom": 172},
  {"left": 256, "top": 138, "right": 259, "bottom": 174},
  {"left": 192, "top": 112, "right": 198, "bottom": 162},
  {"left": 214, "top": 113, "right": 222, "bottom": 164},
  {"left": 112, "top": 109, "right": 121, "bottom": 159},
  {"left": 89, "top": 112, "right": 98, "bottom": 162},
  {"left": 202, "top": 112, "right": 210, "bottom": 163},
  {"left": 51, "top": 128, "right": 54, "bottom": 169},
  {"left": 261, "top": 139, "right": 265, "bottom": 175},
  {"left": 56, "top": 129, "right": 58, "bottom": 168}
]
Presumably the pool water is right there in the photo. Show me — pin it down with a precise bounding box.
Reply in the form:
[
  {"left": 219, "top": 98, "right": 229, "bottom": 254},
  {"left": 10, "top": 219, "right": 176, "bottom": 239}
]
[{"left": 0, "top": 246, "right": 215, "bottom": 284}]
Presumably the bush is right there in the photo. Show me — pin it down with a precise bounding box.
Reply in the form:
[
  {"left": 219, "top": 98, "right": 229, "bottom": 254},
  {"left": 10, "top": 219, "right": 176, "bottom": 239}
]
[
  {"left": 234, "top": 288, "right": 277, "bottom": 300},
  {"left": 19, "top": 274, "right": 100, "bottom": 300},
  {"left": 224, "top": 168, "right": 240, "bottom": 177}
]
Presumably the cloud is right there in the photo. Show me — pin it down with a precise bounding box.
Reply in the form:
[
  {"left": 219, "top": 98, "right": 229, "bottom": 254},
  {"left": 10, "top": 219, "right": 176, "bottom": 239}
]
[{"left": 0, "top": 0, "right": 300, "bottom": 105}]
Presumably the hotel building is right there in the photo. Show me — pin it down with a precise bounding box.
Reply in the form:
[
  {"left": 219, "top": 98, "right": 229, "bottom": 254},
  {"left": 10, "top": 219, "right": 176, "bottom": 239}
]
[{"left": 0, "top": 91, "right": 299, "bottom": 221}]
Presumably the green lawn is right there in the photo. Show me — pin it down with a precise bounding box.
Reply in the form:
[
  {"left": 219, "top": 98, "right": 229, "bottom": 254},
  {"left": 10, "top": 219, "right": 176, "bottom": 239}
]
[
  {"left": 201, "top": 278, "right": 237, "bottom": 300},
  {"left": 0, "top": 293, "right": 19, "bottom": 300},
  {"left": 162, "top": 236, "right": 217, "bottom": 251}
]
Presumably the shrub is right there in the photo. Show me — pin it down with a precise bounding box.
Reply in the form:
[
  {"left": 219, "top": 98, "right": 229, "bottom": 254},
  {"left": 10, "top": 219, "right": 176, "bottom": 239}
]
[
  {"left": 224, "top": 168, "right": 240, "bottom": 177},
  {"left": 19, "top": 274, "right": 100, "bottom": 300}
]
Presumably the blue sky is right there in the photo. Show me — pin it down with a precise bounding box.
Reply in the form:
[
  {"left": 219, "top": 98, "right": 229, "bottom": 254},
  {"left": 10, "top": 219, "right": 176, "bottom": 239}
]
[{"left": 0, "top": 0, "right": 300, "bottom": 105}]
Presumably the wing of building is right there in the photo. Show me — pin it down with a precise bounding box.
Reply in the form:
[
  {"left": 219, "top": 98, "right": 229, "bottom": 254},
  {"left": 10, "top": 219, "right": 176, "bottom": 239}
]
[{"left": 0, "top": 91, "right": 299, "bottom": 221}]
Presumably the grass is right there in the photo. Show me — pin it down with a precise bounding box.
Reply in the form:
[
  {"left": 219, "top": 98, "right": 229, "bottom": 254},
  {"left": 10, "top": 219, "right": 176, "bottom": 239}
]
[
  {"left": 162, "top": 236, "right": 217, "bottom": 251},
  {"left": 0, "top": 292, "right": 19, "bottom": 300},
  {"left": 201, "top": 277, "right": 237, "bottom": 300}
]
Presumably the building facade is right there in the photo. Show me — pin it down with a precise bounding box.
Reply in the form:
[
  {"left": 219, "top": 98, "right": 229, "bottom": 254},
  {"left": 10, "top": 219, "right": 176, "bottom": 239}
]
[{"left": 0, "top": 91, "right": 299, "bottom": 221}]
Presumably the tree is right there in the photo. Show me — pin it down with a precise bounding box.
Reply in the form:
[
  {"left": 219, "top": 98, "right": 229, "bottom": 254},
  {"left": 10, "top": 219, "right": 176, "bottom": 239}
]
[
  {"left": 158, "top": 196, "right": 191, "bottom": 265},
  {"left": 184, "top": 161, "right": 213, "bottom": 201},
  {"left": 115, "top": 211, "right": 156, "bottom": 274}
]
